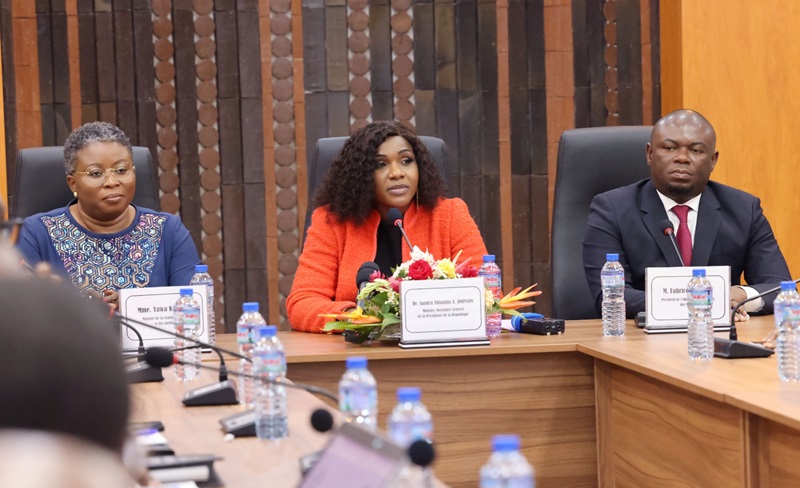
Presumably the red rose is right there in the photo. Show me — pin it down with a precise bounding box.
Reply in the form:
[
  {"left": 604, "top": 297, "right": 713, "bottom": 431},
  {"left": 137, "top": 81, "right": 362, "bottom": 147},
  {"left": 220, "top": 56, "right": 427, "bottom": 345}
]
[
  {"left": 460, "top": 266, "right": 479, "bottom": 278},
  {"left": 408, "top": 260, "right": 433, "bottom": 280}
]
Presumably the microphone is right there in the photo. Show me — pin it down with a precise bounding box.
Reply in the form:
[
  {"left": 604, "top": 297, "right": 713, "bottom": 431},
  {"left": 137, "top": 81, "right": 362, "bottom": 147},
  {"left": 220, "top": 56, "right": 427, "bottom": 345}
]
[
  {"left": 387, "top": 207, "right": 413, "bottom": 251},
  {"left": 171, "top": 344, "right": 229, "bottom": 382},
  {"left": 145, "top": 347, "right": 338, "bottom": 427},
  {"left": 715, "top": 279, "right": 800, "bottom": 359},
  {"left": 356, "top": 262, "right": 380, "bottom": 309},
  {"left": 118, "top": 317, "right": 164, "bottom": 384},
  {"left": 408, "top": 439, "right": 436, "bottom": 468},
  {"left": 659, "top": 219, "right": 685, "bottom": 266},
  {"left": 143, "top": 346, "right": 238, "bottom": 406},
  {"left": 310, "top": 408, "right": 335, "bottom": 433},
  {"left": 116, "top": 312, "right": 249, "bottom": 362}
]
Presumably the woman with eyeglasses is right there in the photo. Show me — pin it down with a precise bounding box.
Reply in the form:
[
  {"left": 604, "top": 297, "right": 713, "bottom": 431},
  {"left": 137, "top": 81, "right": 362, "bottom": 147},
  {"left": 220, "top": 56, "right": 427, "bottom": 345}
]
[{"left": 16, "top": 122, "right": 200, "bottom": 306}]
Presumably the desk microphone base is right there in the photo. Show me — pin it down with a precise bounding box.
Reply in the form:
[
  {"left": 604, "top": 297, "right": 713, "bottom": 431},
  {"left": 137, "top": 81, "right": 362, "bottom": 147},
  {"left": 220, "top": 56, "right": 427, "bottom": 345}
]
[
  {"left": 714, "top": 338, "right": 774, "bottom": 359},
  {"left": 183, "top": 380, "right": 238, "bottom": 406},
  {"left": 127, "top": 362, "right": 164, "bottom": 383},
  {"left": 219, "top": 409, "right": 256, "bottom": 437}
]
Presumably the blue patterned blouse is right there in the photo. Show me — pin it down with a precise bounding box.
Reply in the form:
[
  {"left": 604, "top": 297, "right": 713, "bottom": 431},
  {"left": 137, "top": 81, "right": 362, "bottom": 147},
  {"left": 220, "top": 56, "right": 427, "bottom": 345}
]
[{"left": 17, "top": 203, "right": 200, "bottom": 294}]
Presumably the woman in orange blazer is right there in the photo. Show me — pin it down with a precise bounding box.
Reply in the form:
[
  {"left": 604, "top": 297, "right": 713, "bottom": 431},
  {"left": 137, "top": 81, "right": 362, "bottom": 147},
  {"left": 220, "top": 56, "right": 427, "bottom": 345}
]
[{"left": 287, "top": 121, "right": 488, "bottom": 332}]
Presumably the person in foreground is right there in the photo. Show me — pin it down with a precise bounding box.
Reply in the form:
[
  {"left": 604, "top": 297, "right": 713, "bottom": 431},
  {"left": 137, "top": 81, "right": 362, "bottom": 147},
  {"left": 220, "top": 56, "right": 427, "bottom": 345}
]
[
  {"left": 583, "top": 109, "right": 790, "bottom": 320},
  {"left": 17, "top": 121, "right": 200, "bottom": 306},
  {"left": 287, "top": 121, "right": 488, "bottom": 332},
  {"left": 0, "top": 278, "right": 135, "bottom": 487}
]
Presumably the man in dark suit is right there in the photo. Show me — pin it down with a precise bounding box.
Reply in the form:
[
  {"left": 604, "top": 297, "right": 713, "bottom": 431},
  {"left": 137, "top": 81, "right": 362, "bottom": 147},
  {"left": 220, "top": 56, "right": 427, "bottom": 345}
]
[{"left": 583, "top": 109, "right": 791, "bottom": 319}]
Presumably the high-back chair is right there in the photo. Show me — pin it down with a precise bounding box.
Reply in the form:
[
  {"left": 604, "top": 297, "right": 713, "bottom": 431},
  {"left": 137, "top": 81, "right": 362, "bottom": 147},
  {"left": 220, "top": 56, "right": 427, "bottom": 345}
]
[
  {"left": 10, "top": 146, "right": 160, "bottom": 219},
  {"left": 302, "top": 135, "right": 448, "bottom": 247},
  {"left": 551, "top": 126, "right": 653, "bottom": 319}
]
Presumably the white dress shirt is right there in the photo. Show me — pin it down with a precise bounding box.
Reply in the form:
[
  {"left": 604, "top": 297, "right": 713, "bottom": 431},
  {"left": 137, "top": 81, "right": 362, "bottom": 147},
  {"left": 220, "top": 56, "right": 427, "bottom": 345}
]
[{"left": 655, "top": 190, "right": 762, "bottom": 312}]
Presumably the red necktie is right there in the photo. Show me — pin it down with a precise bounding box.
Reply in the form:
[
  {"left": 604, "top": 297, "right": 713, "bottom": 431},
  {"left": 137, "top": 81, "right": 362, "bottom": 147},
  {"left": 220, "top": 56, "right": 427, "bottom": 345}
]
[{"left": 672, "top": 205, "right": 692, "bottom": 266}]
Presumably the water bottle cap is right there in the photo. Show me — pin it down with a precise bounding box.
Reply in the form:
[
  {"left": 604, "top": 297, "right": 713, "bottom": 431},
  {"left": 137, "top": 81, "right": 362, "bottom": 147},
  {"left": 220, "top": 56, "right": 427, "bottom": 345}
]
[
  {"left": 483, "top": 254, "right": 496, "bottom": 262},
  {"left": 491, "top": 434, "right": 521, "bottom": 452},
  {"left": 179, "top": 288, "right": 193, "bottom": 296},
  {"left": 397, "top": 387, "right": 421, "bottom": 402},
  {"left": 345, "top": 356, "right": 368, "bottom": 369},
  {"left": 258, "top": 325, "right": 277, "bottom": 338},
  {"left": 242, "top": 302, "right": 259, "bottom": 312},
  {"left": 194, "top": 264, "right": 208, "bottom": 273},
  {"left": 781, "top": 281, "right": 797, "bottom": 291},
  {"left": 606, "top": 253, "right": 619, "bottom": 261},
  {"left": 692, "top": 269, "right": 706, "bottom": 277}
]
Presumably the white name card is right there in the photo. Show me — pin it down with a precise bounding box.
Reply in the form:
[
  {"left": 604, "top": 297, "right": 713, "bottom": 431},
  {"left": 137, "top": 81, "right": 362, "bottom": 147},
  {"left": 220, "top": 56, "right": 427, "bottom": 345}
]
[
  {"left": 645, "top": 265, "right": 731, "bottom": 327},
  {"left": 119, "top": 285, "right": 209, "bottom": 351},
  {"left": 399, "top": 277, "right": 486, "bottom": 343}
]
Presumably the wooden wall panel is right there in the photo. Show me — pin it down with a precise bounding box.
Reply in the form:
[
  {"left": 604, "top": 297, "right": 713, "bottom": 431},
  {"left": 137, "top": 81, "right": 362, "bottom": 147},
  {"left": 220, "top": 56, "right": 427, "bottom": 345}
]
[
  {"left": 1, "top": 0, "right": 665, "bottom": 325},
  {"left": 660, "top": 0, "right": 800, "bottom": 279}
]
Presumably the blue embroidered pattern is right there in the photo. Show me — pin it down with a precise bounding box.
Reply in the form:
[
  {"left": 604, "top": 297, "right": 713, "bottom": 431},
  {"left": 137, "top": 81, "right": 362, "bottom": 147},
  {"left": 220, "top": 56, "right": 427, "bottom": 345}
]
[{"left": 42, "top": 213, "right": 166, "bottom": 293}]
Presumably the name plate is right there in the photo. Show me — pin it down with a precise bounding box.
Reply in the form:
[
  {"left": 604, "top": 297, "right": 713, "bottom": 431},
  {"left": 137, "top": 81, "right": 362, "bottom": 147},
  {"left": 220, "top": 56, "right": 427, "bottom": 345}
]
[
  {"left": 645, "top": 266, "right": 730, "bottom": 328},
  {"left": 399, "top": 277, "right": 486, "bottom": 343},
  {"left": 119, "top": 285, "right": 209, "bottom": 351}
]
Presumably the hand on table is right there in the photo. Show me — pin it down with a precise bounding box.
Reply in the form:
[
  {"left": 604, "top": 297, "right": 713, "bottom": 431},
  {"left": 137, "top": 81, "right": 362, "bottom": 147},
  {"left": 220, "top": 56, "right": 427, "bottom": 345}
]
[{"left": 730, "top": 286, "right": 749, "bottom": 322}]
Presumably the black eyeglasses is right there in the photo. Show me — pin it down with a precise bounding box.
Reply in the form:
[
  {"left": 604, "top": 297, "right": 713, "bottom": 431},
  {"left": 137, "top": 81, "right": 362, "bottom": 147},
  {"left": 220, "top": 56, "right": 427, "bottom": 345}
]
[{"left": 0, "top": 218, "right": 23, "bottom": 245}]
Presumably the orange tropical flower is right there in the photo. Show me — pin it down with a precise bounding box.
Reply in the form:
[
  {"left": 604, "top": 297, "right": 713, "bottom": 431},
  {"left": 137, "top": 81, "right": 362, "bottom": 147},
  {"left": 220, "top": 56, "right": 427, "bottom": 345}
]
[
  {"left": 497, "top": 284, "right": 542, "bottom": 310},
  {"left": 319, "top": 307, "right": 382, "bottom": 324}
]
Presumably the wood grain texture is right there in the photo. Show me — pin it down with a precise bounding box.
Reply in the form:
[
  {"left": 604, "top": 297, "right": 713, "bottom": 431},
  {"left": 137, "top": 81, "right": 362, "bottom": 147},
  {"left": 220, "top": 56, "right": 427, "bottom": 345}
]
[
  {"left": 603, "top": 365, "right": 746, "bottom": 487},
  {"left": 661, "top": 0, "right": 800, "bottom": 279},
  {"left": 288, "top": 350, "right": 597, "bottom": 487},
  {"left": 129, "top": 369, "right": 334, "bottom": 487}
]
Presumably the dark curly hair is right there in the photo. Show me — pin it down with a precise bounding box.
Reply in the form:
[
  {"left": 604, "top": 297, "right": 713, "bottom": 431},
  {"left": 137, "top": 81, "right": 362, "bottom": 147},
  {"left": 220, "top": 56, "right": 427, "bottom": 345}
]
[{"left": 314, "top": 121, "right": 447, "bottom": 224}]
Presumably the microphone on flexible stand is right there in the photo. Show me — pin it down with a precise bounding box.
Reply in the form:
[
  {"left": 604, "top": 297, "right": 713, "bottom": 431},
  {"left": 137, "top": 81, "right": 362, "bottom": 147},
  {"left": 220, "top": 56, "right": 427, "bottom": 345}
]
[
  {"left": 387, "top": 207, "right": 414, "bottom": 251},
  {"left": 117, "top": 312, "right": 248, "bottom": 402},
  {"left": 715, "top": 279, "right": 800, "bottom": 359},
  {"left": 115, "top": 313, "right": 250, "bottom": 362},
  {"left": 659, "top": 219, "right": 685, "bottom": 266},
  {"left": 118, "top": 318, "right": 164, "bottom": 384},
  {"left": 145, "top": 347, "right": 338, "bottom": 434},
  {"left": 167, "top": 344, "right": 238, "bottom": 406},
  {"left": 355, "top": 262, "right": 381, "bottom": 309}
]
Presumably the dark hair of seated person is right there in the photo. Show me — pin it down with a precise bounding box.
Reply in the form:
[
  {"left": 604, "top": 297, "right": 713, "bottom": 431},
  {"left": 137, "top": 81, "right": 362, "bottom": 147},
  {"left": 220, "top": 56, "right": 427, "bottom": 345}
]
[
  {"left": 313, "top": 120, "right": 447, "bottom": 224},
  {"left": 0, "top": 278, "right": 129, "bottom": 453}
]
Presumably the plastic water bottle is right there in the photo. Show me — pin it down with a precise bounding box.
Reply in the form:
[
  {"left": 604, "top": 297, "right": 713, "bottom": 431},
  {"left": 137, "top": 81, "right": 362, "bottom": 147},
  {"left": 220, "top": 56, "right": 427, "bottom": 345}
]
[
  {"left": 479, "top": 435, "right": 535, "bottom": 488},
  {"left": 388, "top": 387, "right": 432, "bottom": 448},
  {"left": 189, "top": 264, "right": 215, "bottom": 345},
  {"left": 687, "top": 269, "right": 714, "bottom": 360},
  {"left": 479, "top": 255, "right": 503, "bottom": 338},
  {"left": 339, "top": 356, "right": 378, "bottom": 431},
  {"left": 173, "top": 288, "right": 201, "bottom": 381},
  {"left": 236, "top": 302, "right": 266, "bottom": 405},
  {"left": 774, "top": 281, "right": 800, "bottom": 381},
  {"left": 601, "top": 253, "right": 626, "bottom": 336},
  {"left": 252, "top": 325, "right": 288, "bottom": 440}
]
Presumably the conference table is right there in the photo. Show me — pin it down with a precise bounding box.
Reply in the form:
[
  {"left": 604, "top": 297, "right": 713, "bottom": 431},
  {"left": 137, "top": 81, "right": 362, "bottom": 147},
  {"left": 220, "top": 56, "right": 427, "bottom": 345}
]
[
  {"left": 211, "top": 317, "right": 800, "bottom": 488},
  {"left": 133, "top": 318, "right": 800, "bottom": 487},
  {"left": 129, "top": 369, "right": 335, "bottom": 486}
]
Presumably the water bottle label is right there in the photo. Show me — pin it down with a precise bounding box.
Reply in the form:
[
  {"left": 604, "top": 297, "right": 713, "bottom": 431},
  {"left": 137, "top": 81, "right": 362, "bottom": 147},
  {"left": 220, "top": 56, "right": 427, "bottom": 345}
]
[
  {"left": 688, "top": 289, "right": 712, "bottom": 306},
  {"left": 783, "top": 304, "right": 800, "bottom": 324},
  {"left": 254, "top": 352, "right": 285, "bottom": 375},
  {"left": 340, "top": 387, "right": 376, "bottom": 412},
  {"left": 481, "top": 477, "right": 533, "bottom": 488},
  {"left": 237, "top": 324, "right": 253, "bottom": 344},
  {"left": 175, "top": 307, "right": 200, "bottom": 330},
  {"left": 601, "top": 274, "right": 624, "bottom": 287},
  {"left": 391, "top": 422, "right": 432, "bottom": 448}
]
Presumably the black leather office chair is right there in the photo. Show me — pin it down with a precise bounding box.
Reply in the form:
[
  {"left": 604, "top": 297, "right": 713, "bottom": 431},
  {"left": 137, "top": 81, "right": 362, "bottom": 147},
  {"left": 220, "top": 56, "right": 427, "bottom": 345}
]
[
  {"left": 551, "top": 126, "right": 653, "bottom": 319},
  {"left": 302, "top": 135, "right": 448, "bottom": 246},
  {"left": 10, "top": 146, "right": 160, "bottom": 219}
]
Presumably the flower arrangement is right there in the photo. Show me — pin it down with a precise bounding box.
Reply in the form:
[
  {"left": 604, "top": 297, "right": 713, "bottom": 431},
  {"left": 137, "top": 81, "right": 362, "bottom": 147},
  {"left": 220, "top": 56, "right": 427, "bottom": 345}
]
[{"left": 320, "top": 247, "right": 542, "bottom": 343}]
